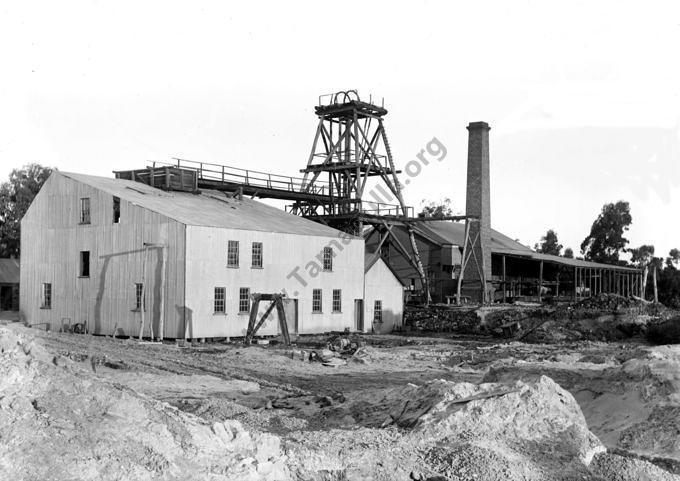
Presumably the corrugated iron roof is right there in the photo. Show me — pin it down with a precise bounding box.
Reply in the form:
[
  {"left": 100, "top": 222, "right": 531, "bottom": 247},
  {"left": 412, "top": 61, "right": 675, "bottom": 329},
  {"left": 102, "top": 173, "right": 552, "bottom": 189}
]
[
  {"left": 417, "top": 221, "right": 533, "bottom": 254},
  {"left": 413, "top": 221, "right": 640, "bottom": 272},
  {"left": 0, "top": 259, "right": 20, "bottom": 284},
  {"left": 59, "top": 172, "right": 352, "bottom": 238},
  {"left": 498, "top": 249, "right": 640, "bottom": 272}
]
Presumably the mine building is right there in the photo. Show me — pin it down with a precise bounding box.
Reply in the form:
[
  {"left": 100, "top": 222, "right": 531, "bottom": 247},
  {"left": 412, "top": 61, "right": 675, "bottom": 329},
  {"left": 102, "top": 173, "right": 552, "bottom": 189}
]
[
  {"left": 19, "top": 171, "right": 403, "bottom": 338},
  {"left": 366, "top": 121, "right": 643, "bottom": 304}
]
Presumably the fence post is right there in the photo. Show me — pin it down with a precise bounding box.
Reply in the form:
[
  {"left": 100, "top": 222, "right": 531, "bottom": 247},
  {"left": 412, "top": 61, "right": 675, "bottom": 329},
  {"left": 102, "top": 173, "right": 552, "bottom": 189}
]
[{"left": 222, "top": 165, "right": 225, "bottom": 183}]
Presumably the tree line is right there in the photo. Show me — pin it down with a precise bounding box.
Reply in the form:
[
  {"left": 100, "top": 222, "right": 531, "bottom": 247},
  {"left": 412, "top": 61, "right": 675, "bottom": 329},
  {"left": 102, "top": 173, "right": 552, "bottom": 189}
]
[
  {"left": 533, "top": 201, "right": 680, "bottom": 307},
  {"left": 0, "top": 164, "right": 53, "bottom": 258}
]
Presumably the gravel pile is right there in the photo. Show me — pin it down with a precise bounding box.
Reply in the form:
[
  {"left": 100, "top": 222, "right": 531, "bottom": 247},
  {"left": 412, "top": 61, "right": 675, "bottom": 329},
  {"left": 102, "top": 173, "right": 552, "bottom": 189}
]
[{"left": 0, "top": 327, "right": 290, "bottom": 481}]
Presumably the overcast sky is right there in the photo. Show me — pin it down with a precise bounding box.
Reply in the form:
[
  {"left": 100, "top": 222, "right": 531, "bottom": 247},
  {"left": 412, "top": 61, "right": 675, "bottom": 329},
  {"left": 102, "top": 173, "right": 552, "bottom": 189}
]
[{"left": 1, "top": 1, "right": 679, "bottom": 258}]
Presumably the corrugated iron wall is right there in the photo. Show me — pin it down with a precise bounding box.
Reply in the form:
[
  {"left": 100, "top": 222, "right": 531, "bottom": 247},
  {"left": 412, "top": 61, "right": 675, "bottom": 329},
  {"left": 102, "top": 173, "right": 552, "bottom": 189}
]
[{"left": 20, "top": 173, "right": 186, "bottom": 337}]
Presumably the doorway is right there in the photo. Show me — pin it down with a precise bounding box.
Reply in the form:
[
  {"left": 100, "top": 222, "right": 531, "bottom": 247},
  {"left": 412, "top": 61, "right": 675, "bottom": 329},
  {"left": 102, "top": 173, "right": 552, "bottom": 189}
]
[
  {"left": 283, "top": 298, "right": 298, "bottom": 335},
  {"left": 354, "top": 299, "right": 364, "bottom": 332}
]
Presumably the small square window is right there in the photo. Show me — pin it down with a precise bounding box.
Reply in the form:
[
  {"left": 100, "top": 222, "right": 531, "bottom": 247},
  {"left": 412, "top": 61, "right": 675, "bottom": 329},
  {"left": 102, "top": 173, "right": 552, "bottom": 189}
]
[
  {"left": 113, "top": 196, "right": 120, "bottom": 223},
  {"left": 312, "top": 289, "right": 322, "bottom": 313},
  {"left": 239, "top": 287, "right": 250, "bottom": 313},
  {"left": 80, "top": 198, "right": 91, "bottom": 224},
  {"left": 251, "top": 242, "right": 262, "bottom": 268},
  {"left": 323, "top": 247, "right": 333, "bottom": 271},
  {"left": 374, "top": 300, "right": 383, "bottom": 322},
  {"left": 332, "top": 289, "right": 341, "bottom": 313},
  {"left": 41, "top": 283, "right": 52, "bottom": 309},
  {"left": 227, "top": 240, "right": 239, "bottom": 268},
  {"left": 79, "top": 251, "right": 90, "bottom": 277},
  {"left": 214, "top": 287, "right": 226, "bottom": 313}
]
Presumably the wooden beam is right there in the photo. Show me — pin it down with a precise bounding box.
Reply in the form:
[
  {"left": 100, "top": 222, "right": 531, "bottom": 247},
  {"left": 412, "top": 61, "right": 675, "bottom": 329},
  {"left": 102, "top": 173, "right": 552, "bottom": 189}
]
[
  {"left": 538, "top": 260, "right": 544, "bottom": 303},
  {"left": 139, "top": 246, "right": 148, "bottom": 340},
  {"left": 573, "top": 267, "right": 578, "bottom": 301},
  {"left": 502, "top": 255, "right": 507, "bottom": 303},
  {"left": 456, "top": 220, "right": 472, "bottom": 305},
  {"left": 159, "top": 246, "right": 167, "bottom": 341}
]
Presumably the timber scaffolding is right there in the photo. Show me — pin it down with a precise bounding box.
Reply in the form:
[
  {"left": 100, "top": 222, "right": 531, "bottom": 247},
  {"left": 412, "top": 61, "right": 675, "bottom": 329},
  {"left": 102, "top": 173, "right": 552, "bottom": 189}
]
[{"left": 114, "top": 90, "right": 487, "bottom": 305}]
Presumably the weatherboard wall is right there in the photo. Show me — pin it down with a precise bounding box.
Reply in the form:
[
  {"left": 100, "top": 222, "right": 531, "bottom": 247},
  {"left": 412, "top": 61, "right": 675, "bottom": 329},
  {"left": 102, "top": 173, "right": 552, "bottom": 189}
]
[
  {"left": 184, "top": 225, "right": 365, "bottom": 338},
  {"left": 20, "top": 173, "right": 186, "bottom": 338},
  {"left": 364, "top": 257, "right": 404, "bottom": 333}
]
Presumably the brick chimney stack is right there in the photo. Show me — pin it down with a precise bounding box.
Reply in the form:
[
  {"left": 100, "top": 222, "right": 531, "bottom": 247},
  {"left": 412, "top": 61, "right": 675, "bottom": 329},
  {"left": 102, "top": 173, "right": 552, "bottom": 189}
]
[{"left": 463, "top": 121, "right": 492, "bottom": 302}]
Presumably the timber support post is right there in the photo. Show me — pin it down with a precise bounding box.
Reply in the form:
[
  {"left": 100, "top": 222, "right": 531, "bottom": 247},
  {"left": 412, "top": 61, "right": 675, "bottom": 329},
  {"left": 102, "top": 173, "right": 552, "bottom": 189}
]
[
  {"left": 245, "top": 293, "right": 291, "bottom": 346},
  {"left": 538, "top": 260, "right": 544, "bottom": 303}
]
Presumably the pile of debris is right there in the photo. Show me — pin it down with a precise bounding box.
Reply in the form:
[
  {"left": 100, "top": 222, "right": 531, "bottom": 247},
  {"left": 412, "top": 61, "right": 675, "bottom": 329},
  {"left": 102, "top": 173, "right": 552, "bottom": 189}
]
[
  {"left": 570, "top": 293, "right": 647, "bottom": 312},
  {"left": 647, "top": 316, "right": 680, "bottom": 344},
  {"left": 285, "top": 333, "right": 369, "bottom": 367},
  {"left": 404, "top": 306, "right": 480, "bottom": 333}
]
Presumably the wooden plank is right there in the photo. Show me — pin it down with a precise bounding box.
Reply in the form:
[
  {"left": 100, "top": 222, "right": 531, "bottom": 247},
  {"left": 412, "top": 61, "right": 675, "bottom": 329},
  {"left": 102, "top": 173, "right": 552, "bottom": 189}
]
[
  {"left": 573, "top": 267, "right": 577, "bottom": 301},
  {"left": 159, "top": 245, "right": 167, "bottom": 341},
  {"left": 538, "top": 260, "right": 544, "bottom": 303},
  {"left": 502, "top": 255, "right": 507, "bottom": 303},
  {"left": 139, "top": 246, "right": 147, "bottom": 340}
]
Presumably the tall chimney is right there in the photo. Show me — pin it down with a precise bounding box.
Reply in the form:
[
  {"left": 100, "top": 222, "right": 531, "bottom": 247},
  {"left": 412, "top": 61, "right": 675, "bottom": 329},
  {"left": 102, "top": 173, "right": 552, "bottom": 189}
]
[{"left": 462, "top": 121, "right": 492, "bottom": 302}]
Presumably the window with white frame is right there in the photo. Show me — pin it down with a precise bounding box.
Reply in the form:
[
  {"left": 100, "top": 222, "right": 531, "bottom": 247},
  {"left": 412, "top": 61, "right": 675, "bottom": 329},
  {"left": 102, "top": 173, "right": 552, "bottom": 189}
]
[
  {"left": 251, "top": 242, "right": 262, "bottom": 268},
  {"left": 239, "top": 287, "right": 250, "bottom": 313},
  {"left": 312, "top": 289, "right": 322, "bottom": 313},
  {"left": 41, "top": 283, "right": 52, "bottom": 309},
  {"left": 227, "top": 240, "right": 239, "bottom": 267},
  {"left": 332, "top": 289, "right": 341, "bottom": 313},
  {"left": 214, "top": 287, "right": 225, "bottom": 313},
  {"left": 374, "top": 300, "right": 383, "bottom": 322},
  {"left": 80, "top": 198, "right": 91, "bottom": 224},
  {"left": 323, "top": 246, "right": 333, "bottom": 271}
]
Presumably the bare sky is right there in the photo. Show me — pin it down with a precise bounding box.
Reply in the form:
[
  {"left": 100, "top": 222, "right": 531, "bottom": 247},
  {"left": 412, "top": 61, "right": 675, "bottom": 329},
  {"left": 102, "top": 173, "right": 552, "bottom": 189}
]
[{"left": 1, "top": 0, "right": 679, "bottom": 258}]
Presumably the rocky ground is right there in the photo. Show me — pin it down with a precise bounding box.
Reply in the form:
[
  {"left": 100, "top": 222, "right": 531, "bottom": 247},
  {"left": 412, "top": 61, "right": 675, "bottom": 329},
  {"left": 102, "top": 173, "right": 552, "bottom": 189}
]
[{"left": 1, "top": 304, "right": 680, "bottom": 480}]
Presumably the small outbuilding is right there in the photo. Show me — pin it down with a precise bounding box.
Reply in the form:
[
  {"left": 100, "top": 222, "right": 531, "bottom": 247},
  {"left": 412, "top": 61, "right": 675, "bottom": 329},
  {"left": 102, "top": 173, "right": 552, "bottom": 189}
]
[
  {"left": 364, "top": 254, "right": 404, "bottom": 334},
  {"left": 0, "top": 258, "right": 20, "bottom": 311}
]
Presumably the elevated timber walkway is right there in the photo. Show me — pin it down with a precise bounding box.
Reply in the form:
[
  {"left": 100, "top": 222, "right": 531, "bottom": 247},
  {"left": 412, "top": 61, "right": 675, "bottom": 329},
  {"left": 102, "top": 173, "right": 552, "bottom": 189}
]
[{"left": 115, "top": 158, "right": 332, "bottom": 202}]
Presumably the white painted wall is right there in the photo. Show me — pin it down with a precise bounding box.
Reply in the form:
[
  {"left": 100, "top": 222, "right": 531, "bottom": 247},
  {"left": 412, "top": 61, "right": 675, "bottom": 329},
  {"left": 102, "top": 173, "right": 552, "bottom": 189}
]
[
  {"left": 364, "top": 258, "right": 404, "bottom": 334},
  {"left": 184, "top": 225, "right": 364, "bottom": 338}
]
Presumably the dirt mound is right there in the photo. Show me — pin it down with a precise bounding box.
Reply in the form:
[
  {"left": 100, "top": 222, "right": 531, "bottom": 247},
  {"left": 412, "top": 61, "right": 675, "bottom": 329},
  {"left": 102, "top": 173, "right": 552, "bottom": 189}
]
[
  {"left": 483, "top": 344, "right": 680, "bottom": 474},
  {"left": 297, "top": 376, "right": 607, "bottom": 479},
  {"left": 0, "top": 327, "right": 290, "bottom": 480},
  {"left": 572, "top": 293, "right": 647, "bottom": 311},
  {"left": 391, "top": 377, "right": 603, "bottom": 467},
  {"left": 647, "top": 316, "right": 680, "bottom": 345},
  {"left": 590, "top": 452, "right": 680, "bottom": 481}
]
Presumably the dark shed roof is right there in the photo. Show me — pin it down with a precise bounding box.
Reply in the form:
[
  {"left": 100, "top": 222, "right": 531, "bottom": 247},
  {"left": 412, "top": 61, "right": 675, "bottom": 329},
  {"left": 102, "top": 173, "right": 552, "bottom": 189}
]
[{"left": 413, "top": 221, "right": 640, "bottom": 273}]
